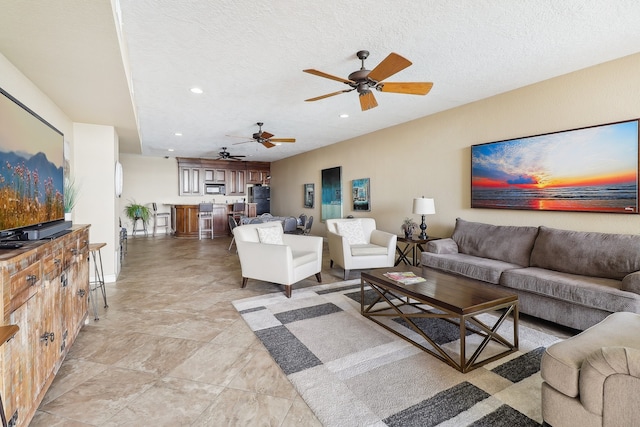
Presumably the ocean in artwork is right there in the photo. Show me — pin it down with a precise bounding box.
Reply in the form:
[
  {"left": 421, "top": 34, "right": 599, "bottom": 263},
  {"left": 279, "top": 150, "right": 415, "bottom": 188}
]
[{"left": 472, "top": 183, "right": 637, "bottom": 212}]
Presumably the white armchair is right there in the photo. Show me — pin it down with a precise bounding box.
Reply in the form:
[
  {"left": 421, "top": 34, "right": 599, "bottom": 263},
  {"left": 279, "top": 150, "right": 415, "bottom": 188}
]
[
  {"left": 233, "top": 222, "right": 323, "bottom": 297},
  {"left": 326, "top": 218, "right": 397, "bottom": 280}
]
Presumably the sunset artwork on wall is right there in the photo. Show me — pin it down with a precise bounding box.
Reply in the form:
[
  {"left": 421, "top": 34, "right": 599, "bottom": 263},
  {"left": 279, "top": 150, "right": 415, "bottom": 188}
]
[{"left": 471, "top": 119, "right": 639, "bottom": 213}]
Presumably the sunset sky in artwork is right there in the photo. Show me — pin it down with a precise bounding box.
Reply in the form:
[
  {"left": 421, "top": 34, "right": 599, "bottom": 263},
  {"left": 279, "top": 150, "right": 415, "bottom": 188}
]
[{"left": 471, "top": 120, "right": 638, "bottom": 189}]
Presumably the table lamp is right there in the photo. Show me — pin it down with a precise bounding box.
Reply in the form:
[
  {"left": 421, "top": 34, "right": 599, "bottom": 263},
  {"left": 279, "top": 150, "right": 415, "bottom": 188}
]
[{"left": 412, "top": 197, "right": 435, "bottom": 239}]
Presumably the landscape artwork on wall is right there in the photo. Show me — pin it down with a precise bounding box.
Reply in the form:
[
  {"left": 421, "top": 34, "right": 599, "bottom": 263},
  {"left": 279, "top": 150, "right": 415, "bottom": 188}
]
[
  {"left": 304, "top": 183, "right": 314, "bottom": 208},
  {"left": 471, "top": 119, "right": 639, "bottom": 214},
  {"left": 321, "top": 166, "right": 342, "bottom": 221},
  {"left": 352, "top": 178, "right": 370, "bottom": 211}
]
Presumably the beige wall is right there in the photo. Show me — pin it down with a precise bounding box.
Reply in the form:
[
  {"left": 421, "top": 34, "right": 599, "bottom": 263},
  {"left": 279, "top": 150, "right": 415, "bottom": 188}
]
[{"left": 271, "top": 53, "right": 640, "bottom": 238}]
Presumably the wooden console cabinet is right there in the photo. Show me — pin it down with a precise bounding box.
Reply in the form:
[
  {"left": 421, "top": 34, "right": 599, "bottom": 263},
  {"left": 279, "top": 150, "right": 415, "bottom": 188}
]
[{"left": 0, "top": 225, "right": 90, "bottom": 427}]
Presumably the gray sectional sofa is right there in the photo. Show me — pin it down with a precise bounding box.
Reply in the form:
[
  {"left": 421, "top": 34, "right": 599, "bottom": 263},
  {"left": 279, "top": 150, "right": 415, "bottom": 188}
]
[{"left": 422, "top": 218, "right": 640, "bottom": 330}]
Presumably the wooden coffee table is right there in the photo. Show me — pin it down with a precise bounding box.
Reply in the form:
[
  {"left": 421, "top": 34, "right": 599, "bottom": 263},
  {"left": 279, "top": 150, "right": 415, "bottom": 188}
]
[{"left": 360, "top": 266, "right": 519, "bottom": 373}]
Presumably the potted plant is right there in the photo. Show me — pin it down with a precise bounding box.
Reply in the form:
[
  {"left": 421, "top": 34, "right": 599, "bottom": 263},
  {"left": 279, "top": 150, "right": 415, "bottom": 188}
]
[
  {"left": 64, "top": 176, "right": 79, "bottom": 221},
  {"left": 124, "top": 201, "right": 151, "bottom": 225},
  {"left": 401, "top": 217, "right": 418, "bottom": 239}
]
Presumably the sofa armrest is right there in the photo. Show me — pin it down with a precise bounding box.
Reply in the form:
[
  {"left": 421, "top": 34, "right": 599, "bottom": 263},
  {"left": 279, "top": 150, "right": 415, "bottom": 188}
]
[
  {"left": 579, "top": 346, "right": 640, "bottom": 417},
  {"left": 622, "top": 271, "right": 640, "bottom": 294},
  {"left": 283, "top": 234, "right": 322, "bottom": 253},
  {"left": 370, "top": 229, "right": 396, "bottom": 252},
  {"left": 426, "top": 238, "right": 458, "bottom": 254},
  {"left": 327, "top": 230, "right": 349, "bottom": 264}
]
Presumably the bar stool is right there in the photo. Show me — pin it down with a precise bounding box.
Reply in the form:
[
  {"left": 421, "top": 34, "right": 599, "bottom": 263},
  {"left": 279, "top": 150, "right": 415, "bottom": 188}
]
[
  {"left": 89, "top": 243, "right": 109, "bottom": 320},
  {"left": 198, "top": 203, "right": 214, "bottom": 240},
  {"left": 152, "top": 202, "right": 171, "bottom": 236}
]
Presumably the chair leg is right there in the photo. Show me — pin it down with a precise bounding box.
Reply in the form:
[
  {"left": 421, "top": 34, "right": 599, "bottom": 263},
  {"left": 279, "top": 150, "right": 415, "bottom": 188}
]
[
  {"left": 285, "top": 285, "right": 292, "bottom": 298},
  {"left": 228, "top": 237, "right": 235, "bottom": 251},
  {"left": 315, "top": 273, "right": 322, "bottom": 283},
  {"left": 344, "top": 269, "right": 349, "bottom": 280},
  {"left": 330, "top": 259, "right": 334, "bottom": 268},
  {"left": 241, "top": 277, "right": 249, "bottom": 288}
]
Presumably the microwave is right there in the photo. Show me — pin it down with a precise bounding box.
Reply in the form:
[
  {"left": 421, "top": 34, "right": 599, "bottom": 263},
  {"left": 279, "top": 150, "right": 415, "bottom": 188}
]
[{"left": 205, "top": 184, "right": 225, "bottom": 194}]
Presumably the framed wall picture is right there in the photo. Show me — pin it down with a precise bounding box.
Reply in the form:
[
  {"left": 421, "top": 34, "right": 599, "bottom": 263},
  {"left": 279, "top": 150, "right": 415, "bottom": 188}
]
[
  {"left": 471, "top": 119, "right": 639, "bottom": 214},
  {"left": 304, "top": 183, "right": 314, "bottom": 208},
  {"left": 321, "top": 166, "right": 342, "bottom": 221},
  {"left": 352, "top": 178, "right": 370, "bottom": 211}
]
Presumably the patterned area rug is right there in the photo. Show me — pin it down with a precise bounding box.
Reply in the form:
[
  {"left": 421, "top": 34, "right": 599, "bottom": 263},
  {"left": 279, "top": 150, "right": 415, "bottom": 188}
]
[{"left": 232, "top": 280, "right": 561, "bottom": 427}]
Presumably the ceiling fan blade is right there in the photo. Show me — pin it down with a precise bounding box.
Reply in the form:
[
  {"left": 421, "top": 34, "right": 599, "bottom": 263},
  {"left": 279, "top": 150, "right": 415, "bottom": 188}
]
[
  {"left": 359, "top": 91, "right": 378, "bottom": 111},
  {"left": 379, "top": 82, "right": 433, "bottom": 95},
  {"left": 269, "top": 138, "right": 295, "bottom": 143},
  {"left": 232, "top": 140, "right": 253, "bottom": 145},
  {"left": 262, "top": 141, "right": 276, "bottom": 148},
  {"left": 305, "top": 89, "right": 353, "bottom": 102},
  {"left": 368, "top": 52, "right": 412, "bottom": 82},
  {"left": 260, "top": 131, "right": 274, "bottom": 140},
  {"left": 303, "top": 69, "right": 353, "bottom": 84},
  {"left": 226, "top": 134, "right": 252, "bottom": 139}
]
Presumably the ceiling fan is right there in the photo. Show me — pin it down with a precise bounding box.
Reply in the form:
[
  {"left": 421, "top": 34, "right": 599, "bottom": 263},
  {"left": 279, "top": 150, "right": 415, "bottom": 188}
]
[
  {"left": 303, "top": 50, "right": 433, "bottom": 111},
  {"left": 231, "top": 122, "right": 296, "bottom": 149},
  {"left": 215, "top": 147, "right": 245, "bottom": 161}
]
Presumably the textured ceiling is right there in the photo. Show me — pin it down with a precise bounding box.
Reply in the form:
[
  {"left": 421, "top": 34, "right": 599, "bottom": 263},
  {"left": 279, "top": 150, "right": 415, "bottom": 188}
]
[{"left": 2, "top": 1, "right": 640, "bottom": 162}]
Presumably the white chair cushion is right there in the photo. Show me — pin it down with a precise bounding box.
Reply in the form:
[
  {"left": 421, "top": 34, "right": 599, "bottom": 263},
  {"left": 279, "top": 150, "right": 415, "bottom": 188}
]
[
  {"left": 350, "top": 244, "right": 389, "bottom": 256},
  {"left": 257, "top": 225, "right": 284, "bottom": 245},
  {"left": 336, "top": 219, "right": 367, "bottom": 245}
]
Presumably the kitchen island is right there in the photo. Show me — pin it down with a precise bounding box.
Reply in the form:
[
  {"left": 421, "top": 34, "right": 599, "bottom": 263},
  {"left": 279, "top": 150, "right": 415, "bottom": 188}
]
[{"left": 171, "top": 203, "right": 256, "bottom": 238}]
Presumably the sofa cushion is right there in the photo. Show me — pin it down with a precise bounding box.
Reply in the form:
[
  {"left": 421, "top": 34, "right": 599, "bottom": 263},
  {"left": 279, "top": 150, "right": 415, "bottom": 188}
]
[
  {"left": 336, "top": 219, "right": 367, "bottom": 245},
  {"left": 500, "top": 267, "right": 640, "bottom": 313},
  {"left": 350, "top": 244, "right": 388, "bottom": 256},
  {"left": 451, "top": 218, "right": 538, "bottom": 266},
  {"left": 421, "top": 252, "right": 523, "bottom": 284},
  {"left": 541, "top": 312, "right": 640, "bottom": 398},
  {"left": 530, "top": 226, "right": 640, "bottom": 280}
]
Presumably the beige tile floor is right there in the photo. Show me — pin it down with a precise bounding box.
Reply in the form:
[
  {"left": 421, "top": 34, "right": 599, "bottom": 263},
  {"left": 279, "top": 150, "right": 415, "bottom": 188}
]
[{"left": 31, "top": 233, "right": 575, "bottom": 426}]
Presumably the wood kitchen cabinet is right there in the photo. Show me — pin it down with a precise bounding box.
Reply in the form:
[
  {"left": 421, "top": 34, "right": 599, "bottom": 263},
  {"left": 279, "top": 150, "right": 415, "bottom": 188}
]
[
  {"left": 179, "top": 166, "right": 201, "bottom": 196},
  {"left": 226, "top": 169, "right": 246, "bottom": 196},
  {"left": 204, "top": 168, "right": 226, "bottom": 183},
  {"left": 1, "top": 225, "right": 90, "bottom": 427},
  {"left": 177, "top": 158, "right": 269, "bottom": 196}
]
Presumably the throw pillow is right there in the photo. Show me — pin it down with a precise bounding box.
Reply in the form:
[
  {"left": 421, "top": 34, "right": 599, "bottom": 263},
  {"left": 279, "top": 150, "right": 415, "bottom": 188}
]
[
  {"left": 257, "top": 226, "right": 284, "bottom": 245},
  {"left": 336, "top": 220, "right": 367, "bottom": 245}
]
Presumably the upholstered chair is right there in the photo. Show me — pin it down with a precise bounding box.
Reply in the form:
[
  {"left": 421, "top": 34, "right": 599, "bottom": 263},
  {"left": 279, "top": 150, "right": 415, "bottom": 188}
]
[
  {"left": 233, "top": 221, "right": 323, "bottom": 297},
  {"left": 541, "top": 312, "right": 640, "bottom": 427},
  {"left": 326, "top": 218, "right": 397, "bottom": 280}
]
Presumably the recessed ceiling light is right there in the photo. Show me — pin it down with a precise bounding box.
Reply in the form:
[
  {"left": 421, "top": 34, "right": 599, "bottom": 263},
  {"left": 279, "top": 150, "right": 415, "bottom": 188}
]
[
  {"left": 168, "top": 148, "right": 174, "bottom": 152},
  {"left": 190, "top": 87, "right": 203, "bottom": 94},
  {"left": 340, "top": 113, "right": 349, "bottom": 118}
]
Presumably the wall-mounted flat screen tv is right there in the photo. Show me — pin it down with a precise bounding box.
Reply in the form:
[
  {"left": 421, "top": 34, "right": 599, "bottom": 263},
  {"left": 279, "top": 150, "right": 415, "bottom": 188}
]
[
  {"left": 0, "top": 87, "right": 65, "bottom": 237},
  {"left": 471, "top": 119, "right": 639, "bottom": 214}
]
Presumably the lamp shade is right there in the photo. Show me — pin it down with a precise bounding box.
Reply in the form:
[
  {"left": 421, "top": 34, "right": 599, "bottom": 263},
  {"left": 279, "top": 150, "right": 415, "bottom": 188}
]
[{"left": 413, "top": 197, "right": 436, "bottom": 215}]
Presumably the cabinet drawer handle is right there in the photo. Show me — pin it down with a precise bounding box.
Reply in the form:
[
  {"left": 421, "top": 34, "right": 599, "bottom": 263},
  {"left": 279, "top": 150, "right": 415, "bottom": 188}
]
[
  {"left": 70, "top": 248, "right": 78, "bottom": 255},
  {"left": 40, "top": 332, "right": 55, "bottom": 345},
  {"left": 54, "top": 258, "right": 61, "bottom": 265},
  {"left": 77, "top": 289, "right": 86, "bottom": 297},
  {"left": 27, "top": 274, "right": 38, "bottom": 285}
]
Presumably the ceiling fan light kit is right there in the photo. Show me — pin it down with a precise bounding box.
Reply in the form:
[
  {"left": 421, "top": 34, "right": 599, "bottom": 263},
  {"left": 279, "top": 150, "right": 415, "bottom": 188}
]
[{"left": 304, "top": 50, "right": 433, "bottom": 111}]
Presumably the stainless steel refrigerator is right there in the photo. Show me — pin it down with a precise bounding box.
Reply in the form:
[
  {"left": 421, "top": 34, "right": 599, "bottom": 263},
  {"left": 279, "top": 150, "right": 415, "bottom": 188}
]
[{"left": 251, "top": 186, "right": 270, "bottom": 215}]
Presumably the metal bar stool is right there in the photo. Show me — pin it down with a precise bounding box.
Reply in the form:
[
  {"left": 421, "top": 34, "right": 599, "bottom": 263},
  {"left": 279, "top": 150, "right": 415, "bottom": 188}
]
[
  {"left": 198, "top": 203, "right": 214, "bottom": 240},
  {"left": 152, "top": 202, "right": 171, "bottom": 236},
  {"left": 89, "top": 243, "right": 109, "bottom": 320}
]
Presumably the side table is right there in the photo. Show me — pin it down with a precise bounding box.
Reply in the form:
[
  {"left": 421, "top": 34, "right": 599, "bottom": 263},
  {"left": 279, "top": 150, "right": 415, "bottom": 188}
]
[{"left": 395, "top": 236, "right": 440, "bottom": 266}]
